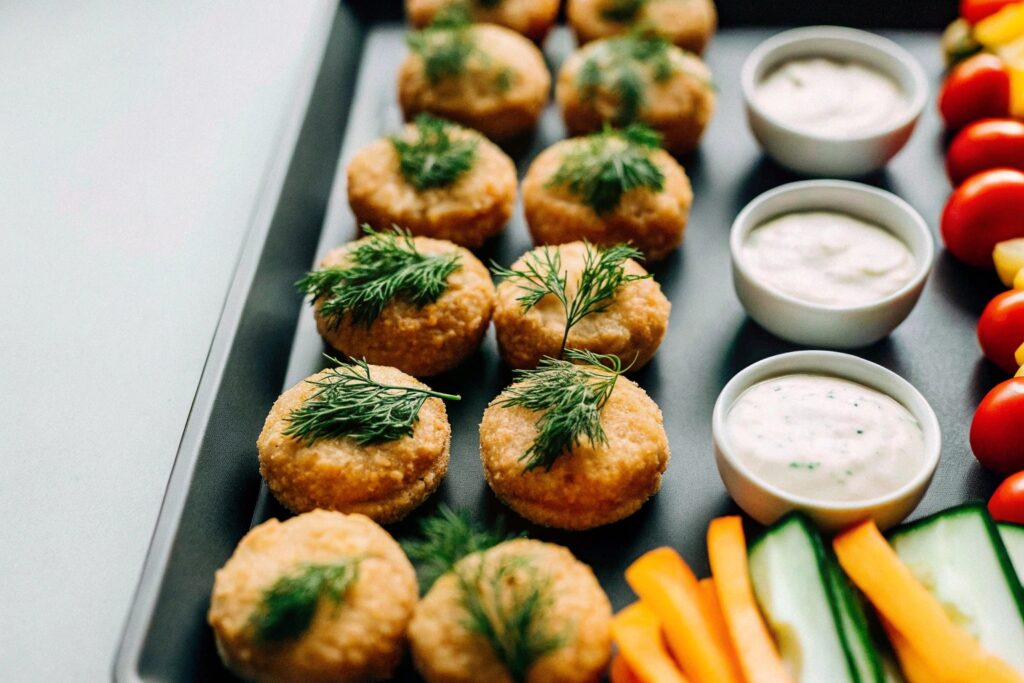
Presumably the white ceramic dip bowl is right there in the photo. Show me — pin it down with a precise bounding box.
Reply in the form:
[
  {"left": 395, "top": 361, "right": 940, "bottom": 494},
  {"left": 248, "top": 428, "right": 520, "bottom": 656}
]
[
  {"left": 730, "top": 180, "right": 934, "bottom": 349},
  {"left": 712, "top": 350, "right": 941, "bottom": 533},
  {"left": 742, "top": 26, "right": 927, "bottom": 177}
]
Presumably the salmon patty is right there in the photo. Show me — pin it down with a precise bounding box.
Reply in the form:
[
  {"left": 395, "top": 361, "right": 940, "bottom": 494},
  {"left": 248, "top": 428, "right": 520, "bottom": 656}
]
[
  {"left": 347, "top": 117, "right": 516, "bottom": 248},
  {"left": 480, "top": 363, "right": 670, "bottom": 529},
  {"left": 209, "top": 510, "right": 417, "bottom": 683},
  {"left": 399, "top": 23, "right": 550, "bottom": 140},
  {"left": 409, "top": 538, "right": 613, "bottom": 682},
  {"left": 493, "top": 241, "right": 671, "bottom": 370},
  {"left": 258, "top": 364, "right": 451, "bottom": 523}
]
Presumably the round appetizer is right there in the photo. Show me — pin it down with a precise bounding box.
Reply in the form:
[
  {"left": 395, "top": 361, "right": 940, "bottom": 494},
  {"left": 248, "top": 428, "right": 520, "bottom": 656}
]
[
  {"left": 406, "top": 0, "right": 560, "bottom": 43},
  {"left": 479, "top": 351, "right": 670, "bottom": 529},
  {"left": 398, "top": 19, "right": 550, "bottom": 141},
  {"left": 522, "top": 125, "right": 692, "bottom": 261},
  {"left": 347, "top": 115, "right": 517, "bottom": 248},
  {"left": 409, "top": 537, "right": 613, "bottom": 682},
  {"left": 257, "top": 359, "right": 457, "bottom": 522},
  {"left": 492, "top": 241, "right": 670, "bottom": 369},
  {"left": 208, "top": 510, "right": 418, "bottom": 683},
  {"left": 725, "top": 373, "right": 927, "bottom": 502},
  {"left": 298, "top": 229, "right": 495, "bottom": 377},
  {"left": 567, "top": 0, "right": 718, "bottom": 55},
  {"left": 557, "top": 30, "right": 715, "bottom": 155}
]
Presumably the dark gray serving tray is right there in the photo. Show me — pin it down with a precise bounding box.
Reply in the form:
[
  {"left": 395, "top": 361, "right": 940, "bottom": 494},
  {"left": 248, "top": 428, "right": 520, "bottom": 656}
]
[{"left": 115, "top": 4, "right": 1006, "bottom": 681}]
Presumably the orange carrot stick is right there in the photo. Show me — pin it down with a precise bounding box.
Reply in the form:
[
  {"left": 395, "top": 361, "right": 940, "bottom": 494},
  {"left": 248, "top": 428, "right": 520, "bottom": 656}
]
[
  {"left": 696, "top": 578, "right": 744, "bottom": 680},
  {"left": 610, "top": 653, "right": 644, "bottom": 683},
  {"left": 833, "top": 520, "right": 1023, "bottom": 683},
  {"left": 625, "top": 547, "right": 744, "bottom": 683},
  {"left": 612, "top": 603, "right": 688, "bottom": 683},
  {"left": 880, "top": 617, "right": 946, "bottom": 683},
  {"left": 707, "top": 516, "right": 793, "bottom": 683}
]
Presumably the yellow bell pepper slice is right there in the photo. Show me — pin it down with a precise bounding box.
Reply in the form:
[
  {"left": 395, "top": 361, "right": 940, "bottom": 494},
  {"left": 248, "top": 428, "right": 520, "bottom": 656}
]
[
  {"left": 995, "top": 239, "right": 1024, "bottom": 287},
  {"left": 976, "top": 2, "right": 1024, "bottom": 47},
  {"left": 1013, "top": 67, "right": 1024, "bottom": 118}
]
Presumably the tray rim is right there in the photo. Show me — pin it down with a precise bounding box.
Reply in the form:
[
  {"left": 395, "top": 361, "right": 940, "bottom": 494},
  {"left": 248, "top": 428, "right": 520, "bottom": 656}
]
[{"left": 112, "top": 2, "right": 341, "bottom": 679}]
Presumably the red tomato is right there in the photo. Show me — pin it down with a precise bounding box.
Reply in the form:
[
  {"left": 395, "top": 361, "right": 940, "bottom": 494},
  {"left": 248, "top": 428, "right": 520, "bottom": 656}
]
[
  {"left": 941, "top": 168, "right": 1024, "bottom": 267},
  {"left": 947, "top": 119, "right": 1024, "bottom": 185},
  {"left": 972, "top": 378, "right": 1024, "bottom": 474},
  {"left": 961, "top": 0, "right": 1023, "bottom": 23},
  {"left": 990, "top": 471, "right": 1024, "bottom": 523},
  {"left": 938, "top": 54, "right": 1012, "bottom": 130},
  {"left": 979, "top": 290, "right": 1024, "bottom": 374}
]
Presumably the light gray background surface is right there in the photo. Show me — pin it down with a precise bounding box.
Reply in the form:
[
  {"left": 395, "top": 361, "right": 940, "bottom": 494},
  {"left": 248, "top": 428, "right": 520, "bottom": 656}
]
[{"left": 0, "top": 2, "right": 331, "bottom": 679}]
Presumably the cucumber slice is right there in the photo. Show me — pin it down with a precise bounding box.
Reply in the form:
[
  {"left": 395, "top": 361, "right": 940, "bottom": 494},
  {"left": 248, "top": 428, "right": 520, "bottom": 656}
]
[
  {"left": 889, "top": 503, "right": 1024, "bottom": 673},
  {"left": 826, "top": 559, "right": 885, "bottom": 683},
  {"left": 749, "top": 513, "right": 882, "bottom": 683},
  {"left": 880, "top": 655, "right": 905, "bottom": 683},
  {"left": 999, "top": 523, "right": 1024, "bottom": 583}
]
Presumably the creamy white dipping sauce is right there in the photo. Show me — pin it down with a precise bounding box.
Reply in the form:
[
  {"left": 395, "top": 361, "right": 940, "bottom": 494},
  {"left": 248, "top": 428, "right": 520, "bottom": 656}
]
[
  {"left": 742, "top": 211, "right": 916, "bottom": 307},
  {"left": 726, "top": 374, "right": 925, "bottom": 502},
  {"left": 755, "top": 57, "right": 907, "bottom": 136}
]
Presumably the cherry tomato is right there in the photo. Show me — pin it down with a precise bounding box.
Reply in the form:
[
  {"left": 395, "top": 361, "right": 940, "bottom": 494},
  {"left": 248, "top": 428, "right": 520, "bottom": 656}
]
[
  {"left": 946, "top": 119, "right": 1024, "bottom": 185},
  {"left": 962, "top": 0, "right": 1023, "bottom": 23},
  {"left": 941, "top": 168, "right": 1024, "bottom": 267},
  {"left": 990, "top": 471, "right": 1024, "bottom": 523},
  {"left": 938, "top": 54, "right": 1012, "bottom": 130},
  {"left": 979, "top": 290, "right": 1024, "bottom": 373},
  {"left": 972, "top": 378, "right": 1024, "bottom": 474}
]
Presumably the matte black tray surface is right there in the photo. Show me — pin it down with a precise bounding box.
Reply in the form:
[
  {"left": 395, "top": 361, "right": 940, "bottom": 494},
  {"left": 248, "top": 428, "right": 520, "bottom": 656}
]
[{"left": 116, "top": 4, "right": 1004, "bottom": 682}]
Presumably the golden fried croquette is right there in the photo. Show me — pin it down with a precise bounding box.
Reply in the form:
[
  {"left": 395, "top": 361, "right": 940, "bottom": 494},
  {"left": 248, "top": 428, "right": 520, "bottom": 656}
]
[
  {"left": 480, "top": 368, "right": 670, "bottom": 529},
  {"left": 493, "top": 241, "right": 670, "bottom": 370},
  {"left": 310, "top": 236, "right": 495, "bottom": 377},
  {"left": 208, "top": 510, "right": 418, "bottom": 683},
  {"left": 556, "top": 33, "right": 716, "bottom": 156},
  {"left": 346, "top": 119, "right": 516, "bottom": 248},
  {"left": 409, "top": 538, "right": 613, "bottom": 683},
  {"left": 523, "top": 134, "right": 693, "bottom": 261},
  {"left": 398, "top": 23, "right": 550, "bottom": 140},
  {"left": 406, "top": 0, "right": 560, "bottom": 42},
  {"left": 258, "top": 365, "right": 451, "bottom": 522},
  {"left": 568, "top": 0, "right": 718, "bottom": 55}
]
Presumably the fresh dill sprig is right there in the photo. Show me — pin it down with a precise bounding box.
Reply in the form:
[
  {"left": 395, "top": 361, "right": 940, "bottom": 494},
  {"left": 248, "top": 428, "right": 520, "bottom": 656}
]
[
  {"left": 407, "top": 12, "right": 476, "bottom": 84},
  {"left": 492, "top": 241, "right": 650, "bottom": 355},
  {"left": 578, "top": 30, "right": 676, "bottom": 125},
  {"left": 296, "top": 226, "right": 461, "bottom": 327},
  {"left": 283, "top": 356, "right": 461, "bottom": 446},
  {"left": 391, "top": 115, "right": 478, "bottom": 190},
  {"left": 249, "top": 559, "right": 361, "bottom": 642},
  {"left": 601, "top": 0, "right": 647, "bottom": 23},
  {"left": 406, "top": 13, "right": 514, "bottom": 90},
  {"left": 402, "top": 505, "right": 519, "bottom": 592},
  {"left": 546, "top": 124, "right": 665, "bottom": 215},
  {"left": 496, "top": 350, "right": 627, "bottom": 471},
  {"left": 456, "top": 553, "right": 567, "bottom": 682}
]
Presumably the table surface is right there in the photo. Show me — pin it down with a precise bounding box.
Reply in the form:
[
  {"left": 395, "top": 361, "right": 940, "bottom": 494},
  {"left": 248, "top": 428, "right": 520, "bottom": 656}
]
[
  {"left": 1, "top": 3, "right": 1004, "bottom": 681},
  {"left": 0, "top": 2, "right": 332, "bottom": 680}
]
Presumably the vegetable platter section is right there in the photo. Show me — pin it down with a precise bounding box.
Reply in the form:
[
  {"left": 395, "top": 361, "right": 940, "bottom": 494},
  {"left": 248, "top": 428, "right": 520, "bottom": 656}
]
[{"left": 116, "top": 4, "right": 1024, "bottom": 683}]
